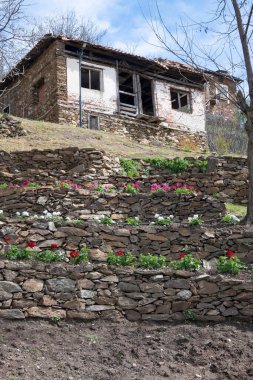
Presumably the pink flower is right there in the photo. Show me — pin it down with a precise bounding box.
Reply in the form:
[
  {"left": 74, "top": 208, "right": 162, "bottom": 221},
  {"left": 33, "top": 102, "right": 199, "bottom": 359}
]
[
  {"left": 134, "top": 182, "right": 140, "bottom": 188},
  {"left": 121, "top": 183, "right": 126, "bottom": 189}
]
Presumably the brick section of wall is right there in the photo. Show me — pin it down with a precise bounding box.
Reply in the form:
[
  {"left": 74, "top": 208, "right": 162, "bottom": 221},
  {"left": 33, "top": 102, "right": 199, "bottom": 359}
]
[
  {"left": 0, "top": 261, "right": 252, "bottom": 322},
  {"left": 1, "top": 42, "right": 60, "bottom": 123}
]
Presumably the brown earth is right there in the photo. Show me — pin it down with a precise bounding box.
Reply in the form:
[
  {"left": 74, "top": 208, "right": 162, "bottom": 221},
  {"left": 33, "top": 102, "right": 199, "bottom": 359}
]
[{"left": 0, "top": 319, "right": 253, "bottom": 380}]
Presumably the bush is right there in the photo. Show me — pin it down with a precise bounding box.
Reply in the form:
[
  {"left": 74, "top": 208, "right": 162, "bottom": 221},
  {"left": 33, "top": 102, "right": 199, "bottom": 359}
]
[
  {"left": 119, "top": 159, "right": 141, "bottom": 177},
  {"left": 144, "top": 157, "right": 191, "bottom": 173},
  {"left": 170, "top": 253, "right": 200, "bottom": 270},
  {"left": 138, "top": 254, "right": 166, "bottom": 269},
  {"left": 107, "top": 250, "right": 135, "bottom": 266},
  {"left": 34, "top": 249, "right": 65, "bottom": 262},
  {"left": 124, "top": 217, "right": 141, "bottom": 226},
  {"left": 5, "top": 246, "right": 32, "bottom": 260},
  {"left": 69, "top": 248, "right": 89, "bottom": 264}
]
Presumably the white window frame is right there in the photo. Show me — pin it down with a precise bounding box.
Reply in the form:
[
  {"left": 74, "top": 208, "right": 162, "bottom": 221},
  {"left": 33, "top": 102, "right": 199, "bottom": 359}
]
[{"left": 170, "top": 89, "right": 191, "bottom": 113}]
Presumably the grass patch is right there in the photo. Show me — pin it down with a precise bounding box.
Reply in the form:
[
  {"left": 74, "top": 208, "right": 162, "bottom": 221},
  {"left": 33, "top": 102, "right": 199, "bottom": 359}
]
[{"left": 225, "top": 202, "right": 247, "bottom": 217}]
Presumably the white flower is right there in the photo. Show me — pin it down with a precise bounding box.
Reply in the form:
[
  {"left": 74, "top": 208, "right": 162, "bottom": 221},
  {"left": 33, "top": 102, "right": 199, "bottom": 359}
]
[
  {"left": 169, "top": 215, "right": 174, "bottom": 219},
  {"left": 229, "top": 214, "right": 240, "bottom": 222},
  {"left": 155, "top": 213, "right": 160, "bottom": 218},
  {"left": 0, "top": 210, "right": 3, "bottom": 214},
  {"left": 193, "top": 214, "right": 199, "bottom": 219},
  {"left": 158, "top": 216, "right": 163, "bottom": 221},
  {"left": 16, "top": 212, "right": 20, "bottom": 216},
  {"left": 43, "top": 210, "right": 48, "bottom": 214},
  {"left": 22, "top": 211, "right": 29, "bottom": 217}
]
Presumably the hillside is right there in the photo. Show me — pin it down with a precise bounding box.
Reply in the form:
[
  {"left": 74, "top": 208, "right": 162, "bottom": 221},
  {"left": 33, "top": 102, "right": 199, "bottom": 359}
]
[{"left": 0, "top": 116, "right": 202, "bottom": 158}]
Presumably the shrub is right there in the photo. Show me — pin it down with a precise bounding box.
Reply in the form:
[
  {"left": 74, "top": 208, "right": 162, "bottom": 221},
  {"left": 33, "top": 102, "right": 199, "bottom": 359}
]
[
  {"left": 5, "top": 246, "right": 32, "bottom": 260},
  {"left": 96, "top": 215, "right": 115, "bottom": 225},
  {"left": 217, "top": 250, "right": 246, "bottom": 274},
  {"left": 125, "top": 217, "right": 141, "bottom": 226},
  {"left": 174, "top": 187, "right": 194, "bottom": 195},
  {"left": 170, "top": 253, "right": 200, "bottom": 270},
  {"left": 194, "top": 159, "right": 208, "bottom": 173},
  {"left": 183, "top": 310, "right": 197, "bottom": 321},
  {"left": 0, "top": 183, "right": 8, "bottom": 190},
  {"left": 137, "top": 254, "right": 166, "bottom": 269},
  {"left": 69, "top": 247, "right": 89, "bottom": 264},
  {"left": 144, "top": 157, "right": 191, "bottom": 173},
  {"left": 119, "top": 159, "right": 141, "bottom": 177},
  {"left": 121, "top": 182, "right": 140, "bottom": 194},
  {"left": 107, "top": 250, "right": 135, "bottom": 266}
]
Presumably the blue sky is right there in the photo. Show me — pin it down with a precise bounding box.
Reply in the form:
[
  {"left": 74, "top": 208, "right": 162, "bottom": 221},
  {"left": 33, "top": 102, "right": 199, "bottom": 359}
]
[{"left": 26, "top": 0, "right": 216, "bottom": 58}]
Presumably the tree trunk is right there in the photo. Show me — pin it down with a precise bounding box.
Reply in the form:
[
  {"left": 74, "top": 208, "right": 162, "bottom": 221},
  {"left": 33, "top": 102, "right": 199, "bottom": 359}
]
[{"left": 243, "top": 121, "right": 253, "bottom": 224}]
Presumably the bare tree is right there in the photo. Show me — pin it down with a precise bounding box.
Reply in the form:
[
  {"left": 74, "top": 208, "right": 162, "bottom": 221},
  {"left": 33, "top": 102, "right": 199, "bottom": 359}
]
[
  {"left": 28, "top": 10, "right": 107, "bottom": 48},
  {"left": 0, "top": 0, "right": 27, "bottom": 78},
  {"left": 147, "top": 0, "right": 253, "bottom": 224}
]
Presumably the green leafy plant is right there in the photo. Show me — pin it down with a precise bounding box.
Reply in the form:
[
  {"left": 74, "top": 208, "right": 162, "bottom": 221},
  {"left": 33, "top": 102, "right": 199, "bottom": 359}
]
[
  {"left": 96, "top": 215, "right": 115, "bottom": 225},
  {"left": 137, "top": 254, "right": 166, "bottom": 269},
  {"left": 183, "top": 147, "right": 191, "bottom": 153},
  {"left": 69, "top": 247, "right": 89, "bottom": 264},
  {"left": 124, "top": 217, "right": 141, "bottom": 226},
  {"left": 174, "top": 187, "right": 194, "bottom": 195},
  {"left": 121, "top": 182, "right": 140, "bottom": 194},
  {"left": 212, "top": 192, "right": 221, "bottom": 198},
  {"left": 194, "top": 159, "right": 208, "bottom": 173},
  {"left": 0, "top": 183, "right": 8, "bottom": 190},
  {"left": 34, "top": 249, "right": 65, "bottom": 262},
  {"left": 5, "top": 246, "right": 32, "bottom": 260},
  {"left": 119, "top": 159, "right": 141, "bottom": 177},
  {"left": 170, "top": 253, "right": 200, "bottom": 270},
  {"left": 183, "top": 310, "right": 197, "bottom": 321},
  {"left": 188, "top": 214, "right": 203, "bottom": 225},
  {"left": 217, "top": 250, "right": 247, "bottom": 274},
  {"left": 50, "top": 316, "right": 61, "bottom": 324},
  {"left": 221, "top": 214, "right": 240, "bottom": 224},
  {"left": 144, "top": 157, "right": 191, "bottom": 173},
  {"left": 107, "top": 250, "right": 135, "bottom": 266}
]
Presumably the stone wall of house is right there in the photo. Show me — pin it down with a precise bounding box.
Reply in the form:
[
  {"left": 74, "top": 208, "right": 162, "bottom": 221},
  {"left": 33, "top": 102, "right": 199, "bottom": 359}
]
[
  {"left": 0, "top": 41, "right": 60, "bottom": 123},
  {"left": 0, "top": 261, "right": 252, "bottom": 322},
  {"left": 0, "top": 189, "right": 225, "bottom": 222}
]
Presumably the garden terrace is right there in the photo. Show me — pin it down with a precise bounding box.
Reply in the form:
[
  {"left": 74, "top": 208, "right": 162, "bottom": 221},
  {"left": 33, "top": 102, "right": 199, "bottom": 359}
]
[
  {"left": 0, "top": 188, "right": 225, "bottom": 222},
  {"left": 0, "top": 261, "right": 252, "bottom": 322},
  {"left": 1, "top": 221, "right": 253, "bottom": 263}
]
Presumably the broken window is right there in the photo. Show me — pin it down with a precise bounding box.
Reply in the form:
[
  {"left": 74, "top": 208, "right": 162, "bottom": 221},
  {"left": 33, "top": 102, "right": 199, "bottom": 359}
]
[
  {"left": 88, "top": 114, "right": 100, "bottom": 130},
  {"left": 32, "top": 78, "right": 45, "bottom": 104},
  {"left": 81, "top": 68, "right": 101, "bottom": 90},
  {"left": 171, "top": 90, "right": 191, "bottom": 113},
  {"left": 118, "top": 71, "right": 154, "bottom": 116},
  {"left": 216, "top": 84, "right": 229, "bottom": 100},
  {"left": 3, "top": 105, "right": 10, "bottom": 114}
]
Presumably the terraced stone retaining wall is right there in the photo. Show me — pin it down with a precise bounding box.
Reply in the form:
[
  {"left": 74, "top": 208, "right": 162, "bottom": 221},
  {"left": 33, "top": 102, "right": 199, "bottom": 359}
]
[
  {"left": 0, "top": 261, "right": 252, "bottom": 322},
  {"left": 0, "top": 189, "right": 225, "bottom": 222},
  {"left": 1, "top": 222, "right": 253, "bottom": 263}
]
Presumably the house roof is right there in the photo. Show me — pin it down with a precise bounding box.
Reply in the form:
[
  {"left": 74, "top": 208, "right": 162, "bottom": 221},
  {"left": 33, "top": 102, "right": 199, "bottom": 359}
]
[{"left": 0, "top": 34, "right": 241, "bottom": 89}]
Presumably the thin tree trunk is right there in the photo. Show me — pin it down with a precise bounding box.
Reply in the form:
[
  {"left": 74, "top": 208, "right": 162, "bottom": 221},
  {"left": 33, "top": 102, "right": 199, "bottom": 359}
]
[{"left": 243, "top": 121, "right": 253, "bottom": 225}]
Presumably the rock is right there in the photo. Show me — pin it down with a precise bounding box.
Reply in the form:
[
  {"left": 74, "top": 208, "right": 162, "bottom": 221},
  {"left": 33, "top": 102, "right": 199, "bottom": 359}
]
[
  {"left": 2, "top": 270, "right": 17, "bottom": 281},
  {"left": 27, "top": 307, "right": 66, "bottom": 319},
  {"left": 137, "top": 304, "right": 156, "bottom": 314},
  {"left": 118, "top": 282, "right": 140, "bottom": 292},
  {"left": 37, "top": 196, "right": 48, "bottom": 205},
  {"left": 46, "top": 278, "right": 76, "bottom": 293},
  {"left": 0, "top": 290, "right": 12, "bottom": 301},
  {"left": 222, "top": 307, "right": 238, "bottom": 316},
  {"left": 22, "top": 279, "right": 44, "bottom": 292},
  {"left": 101, "top": 275, "right": 118, "bottom": 283},
  {"left": 58, "top": 227, "right": 89, "bottom": 237},
  {"left": 164, "top": 279, "right": 190, "bottom": 290},
  {"left": 178, "top": 227, "right": 191, "bottom": 237},
  {"left": 156, "top": 303, "right": 172, "bottom": 314},
  {"left": 39, "top": 295, "right": 57, "bottom": 306},
  {"left": 240, "top": 305, "right": 253, "bottom": 316},
  {"left": 125, "top": 310, "right": 141, "bottom": 321},
  {"left": 66, "top": 310, "right": 98, "bottom": 320},
  {"left": 86, "top": 305, "right": 115, "bottom": 311},
  {"left": 177, "top": 290, "right": 192, "bottom": 300},
  {"left": 89, "top": 249, "right": 107, "bottom": 262},
  {"left": 77, "top": 279, "right": 94, "bottom": 289},
  {"left": 12, "top": 299, "right": 37, "bottom": 308},
  {"left": 198, "top": 281, "right": 219, "bottom": 295},
  {"left": 117, "top": 297, "right": 138, "bottom": 310},
  {"left": 0, "top": 309, "right": 25, "bottom": 319},
  {"left": 172, "top": 301, "right": 190, "bottom": 312},
  {"left": 0, "top": 281, "right": 22, "bottom": 293},
  {"left": 80, "top": 290, "right": 96, "bottom": 299},
  {"left": 48, "top": 222, "right": 57, "bottom": 232},
  {"left": 63, "top": 300, "right": 85, "bottom": 310},
  {"left": 139, "top": 283, "right": 163, "bottom": 293}
]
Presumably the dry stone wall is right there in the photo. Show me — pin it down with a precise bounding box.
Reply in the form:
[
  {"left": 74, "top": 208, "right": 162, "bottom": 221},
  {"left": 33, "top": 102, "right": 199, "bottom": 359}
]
[
  {"left": 0, "top": 114, "right": 27, "bottom": 138},
  {"left": 0, "top": 188, "right": 225, "bottom": 222},
  {"left": 0, "top": 261, "right": 252, "bottom": 322},
  {"left": 0, "top": 221, "right": 252, "bottom": 263}
]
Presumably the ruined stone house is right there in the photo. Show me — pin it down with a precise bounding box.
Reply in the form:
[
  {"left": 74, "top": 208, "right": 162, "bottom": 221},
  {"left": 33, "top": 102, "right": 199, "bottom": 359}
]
[{"left": 0, "top": 34, "right": 240, "bottom": 147}]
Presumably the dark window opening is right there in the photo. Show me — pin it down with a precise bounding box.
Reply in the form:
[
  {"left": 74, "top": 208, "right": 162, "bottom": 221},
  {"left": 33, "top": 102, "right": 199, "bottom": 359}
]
[
  {"left": 140, "top": 77, "right": 154, "bottom": 116},
  {"left": 81, "top": 68, "right": 101, "bottom": 90},
  {"left": 88, "top": 115, "right": 100, "bottom": 130},
  {"left": 3, "top": 105, "right": 10, "bottom": 114},
  {"left": 32, "top": 78, "right": 45, "bottom": 105},
  {"left": 119, "top": 71, "right": 134, "bottom": 93},
  {"left": 171, "top": 90, "right": 190, "bottom": 113},
  {"left": 119, "top": 93, "right": 135, "bottom": 106}
]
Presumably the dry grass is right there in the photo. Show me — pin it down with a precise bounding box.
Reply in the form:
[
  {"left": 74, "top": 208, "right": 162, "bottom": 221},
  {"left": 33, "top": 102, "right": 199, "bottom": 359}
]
[{"left": 0, "top": 116, "right": 203, "bottom": 158}]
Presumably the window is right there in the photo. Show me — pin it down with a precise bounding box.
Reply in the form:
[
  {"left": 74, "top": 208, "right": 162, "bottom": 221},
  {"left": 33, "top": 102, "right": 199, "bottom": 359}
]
[
  {"left": 32, "top": 78, "right": 45, "bottom": 104},
  {"left": 81, "top": 68, "right": 101, "bottom": 90},
  {"left": 88, "top": 114, "right": 100, "bottom": 130},
  {"left": 171, "top": 90, "right": 191, "bottom": 113},
  {"left": 216, "top": 84, "right": 229, "bottom": 101},
  {"left": 3, "top": 105, "right": 10, "bottom": 114}
]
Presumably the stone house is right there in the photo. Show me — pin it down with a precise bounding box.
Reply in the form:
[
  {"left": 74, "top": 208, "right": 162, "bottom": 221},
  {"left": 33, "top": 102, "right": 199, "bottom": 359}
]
[{"left": 0, "top": 34, "right": 240, "bottom": 147}]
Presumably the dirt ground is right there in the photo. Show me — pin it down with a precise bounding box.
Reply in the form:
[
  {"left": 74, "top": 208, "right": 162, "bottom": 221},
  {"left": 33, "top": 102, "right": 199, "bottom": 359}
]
[{"left": 0, "top": 319, "right": 253, "bottom": 380}]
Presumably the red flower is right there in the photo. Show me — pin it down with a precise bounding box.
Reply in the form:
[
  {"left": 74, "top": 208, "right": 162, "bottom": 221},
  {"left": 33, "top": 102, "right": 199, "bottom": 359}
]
[
  {"left": 226, "top": 250, "right": 234, "bottom": 259},
  {"left": 179, "top": 252, "right": 186, "bottom": 259},
  {"left": 70, "top": 250, "right": 79, "bottom": 258},
  {"left": 4, "top": 236, "right": 11, "bottom": 244},
  {"left": 117, "top": 250, "right": 124, "bottom": 256},
  {"left": 27, "top": 241, "right": 36, "bottom": 248},
  {"left": 51, "top": 244, "right": 58, "bottom": 249}
]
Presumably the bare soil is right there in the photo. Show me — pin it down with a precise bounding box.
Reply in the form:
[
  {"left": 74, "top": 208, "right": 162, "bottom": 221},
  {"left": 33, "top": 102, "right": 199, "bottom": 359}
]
[{"left": 0, "top": 319, "right": 253, "bottom": 380}]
